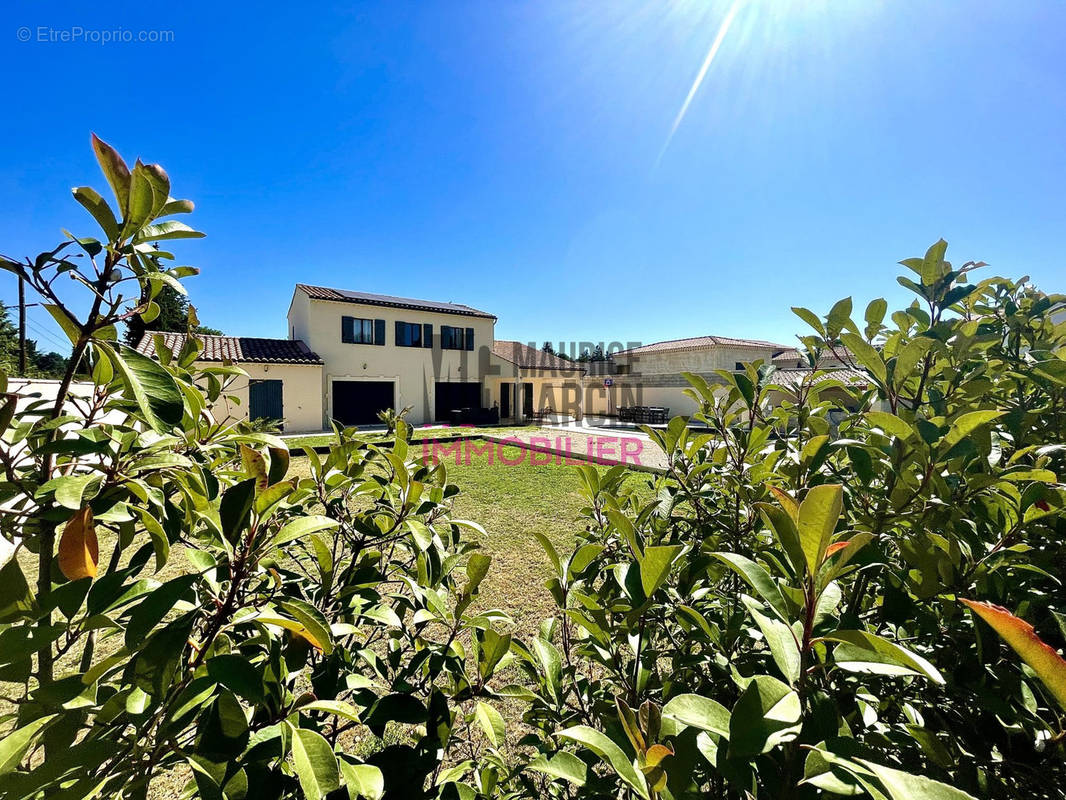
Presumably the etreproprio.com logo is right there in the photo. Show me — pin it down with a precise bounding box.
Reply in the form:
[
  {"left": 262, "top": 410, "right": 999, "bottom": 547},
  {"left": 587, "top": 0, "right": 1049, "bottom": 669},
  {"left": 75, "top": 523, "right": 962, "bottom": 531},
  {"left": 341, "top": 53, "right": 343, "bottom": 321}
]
[{"left": 16, "top": 26, "right": 175, "bottom": 44}]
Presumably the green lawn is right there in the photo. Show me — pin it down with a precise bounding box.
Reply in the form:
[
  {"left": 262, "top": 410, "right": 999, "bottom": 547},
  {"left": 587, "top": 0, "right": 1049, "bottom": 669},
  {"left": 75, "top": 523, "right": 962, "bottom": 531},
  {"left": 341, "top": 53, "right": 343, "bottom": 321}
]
[
  {"left": 288, "top": 440, "right": 654, "bottom": 638},
  {"left": 437, "top": 442, "right": 653, "bottom": 636},
  {"left": 282, "top": 425, "right": 529, "bottom": 451}
]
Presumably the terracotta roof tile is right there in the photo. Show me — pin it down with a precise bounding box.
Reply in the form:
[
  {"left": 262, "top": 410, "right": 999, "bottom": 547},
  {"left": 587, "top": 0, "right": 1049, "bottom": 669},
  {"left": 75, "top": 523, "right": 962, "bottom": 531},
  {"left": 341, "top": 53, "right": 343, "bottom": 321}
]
[
  {"left": 620, "top": 335, "right": 793, "bottom": 356},
  {"left": 492, "top": 340, "right": 584, "bottom": 372},
  {"left": 296, "top": 284, "right": 496, "bottom": 319},
  {"left": 136, "top": 333, "right": 323, "bottom": 365}
]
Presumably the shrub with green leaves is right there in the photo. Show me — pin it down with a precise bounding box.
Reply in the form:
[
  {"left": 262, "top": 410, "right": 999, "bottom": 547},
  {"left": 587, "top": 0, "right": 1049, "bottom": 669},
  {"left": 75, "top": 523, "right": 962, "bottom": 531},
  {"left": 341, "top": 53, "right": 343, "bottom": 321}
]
[
  {"left": 3, "top": 137, "right": 1065, "bottom": 800},
  {"left": 0, "top": 138, "right": 511, "bottom": 799},
  {"left": 497, "top": 244, "right": 1066, "bottom": 799}
]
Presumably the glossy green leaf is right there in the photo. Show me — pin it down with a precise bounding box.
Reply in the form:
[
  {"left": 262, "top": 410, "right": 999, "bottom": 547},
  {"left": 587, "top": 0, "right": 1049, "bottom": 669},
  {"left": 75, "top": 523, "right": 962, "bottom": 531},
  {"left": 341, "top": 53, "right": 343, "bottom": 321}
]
[
  {"left": 0, "top": 558, "right": 37, "bottom": 623},
  {"left": 0, "top": 715, "right": 56, "bottom": 774},
  {"left": 276, "top": 599, "right": 334, "bottom": 655},
  {"left": 107, "top": 344, "right": 185, "bottom": 432},
  {"left": 742, "top": 595, "right": 801, "bottom": 684},
  {"left": 728, "top": 675, "right": 802, "bottom": 758},
  {"left": 291, "top": 727, "right": 341, "bottom": 800},
  {"left": 340, "top": 760, "right": 384, "bottom": 800},
  {"left": 474, "top": 701, "right": 505, "bottom": 747},
  {"left": 526, "top": 751, "right": 587, "bottom": 787},
  {"left": 639, "top": 544, "right": 682, "bottom": 598},
  {"left": 661, "top": 694, "right": 730, "bottom": 737},
  {"left": 273, "top": 515, "right": 340, "bottom": 547},
  {"left": 72, "top": 186, "right": 119, "bottom": 241},
  {"left": 798, "top": 484, "right": 843, "bottom": 575},
  {"left": 822, "top": 630, "right": 944, "bottom": 684},
  {"left": 711, "top": 552, "right": 790, "bottom": 622},
  {"left": 125, "top": 574, "right": 197, "bottom": 648},
  {"left": 859, "top": 758, "right": 978, "bottom": 800},
  {"left": 557, "top": 725, "right": 648, "bottom": 799}
]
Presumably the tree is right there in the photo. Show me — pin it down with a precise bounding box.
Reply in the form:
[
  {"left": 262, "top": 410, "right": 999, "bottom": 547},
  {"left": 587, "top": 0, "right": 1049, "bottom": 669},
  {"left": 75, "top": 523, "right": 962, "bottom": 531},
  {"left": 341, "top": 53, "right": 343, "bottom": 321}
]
[
  {"left": 0, "top": 304, "right": 19, "bottom": 371},
  {"left": 0, "top": 305, "right": 68, "bottom": 378},
  {"left": 122, "top": 283, "right": 221, "bottom": 346},
  {"left": 542, "top": 341, "right": 555, "bottom": 354},
  {"left": 30, "top": 350, "right": 67, "bottom": 376}
]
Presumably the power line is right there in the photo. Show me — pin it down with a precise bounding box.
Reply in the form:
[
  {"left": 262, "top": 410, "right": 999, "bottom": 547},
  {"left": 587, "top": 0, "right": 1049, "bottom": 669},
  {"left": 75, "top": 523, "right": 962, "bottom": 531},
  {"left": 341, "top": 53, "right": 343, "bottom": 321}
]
[{"left": 24, "top": 317, "right": 69, "bottom": 352}]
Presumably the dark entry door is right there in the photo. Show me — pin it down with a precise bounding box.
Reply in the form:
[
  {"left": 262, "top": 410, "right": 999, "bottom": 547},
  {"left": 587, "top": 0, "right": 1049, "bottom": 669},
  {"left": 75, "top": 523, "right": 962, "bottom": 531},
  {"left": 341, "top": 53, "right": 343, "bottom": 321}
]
[
  {"left": 249, "top": 379, "right": 283, "bottom": 425},
  {"left": 522, "top": 382, "right": 534, "bottom": 416},
  {"left": 332, "top": 380, "right": 394, "bottom": 426},
  {"left": 435, "top": 382, "right": 482, "bottom": 421},
  {"left": 500, "top": 383, "right": 512, "bottom": 418}
]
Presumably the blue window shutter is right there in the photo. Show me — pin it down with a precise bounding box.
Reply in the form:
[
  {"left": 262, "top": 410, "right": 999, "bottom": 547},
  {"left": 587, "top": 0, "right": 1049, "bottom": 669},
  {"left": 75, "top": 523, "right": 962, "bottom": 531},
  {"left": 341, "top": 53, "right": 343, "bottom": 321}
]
[
  {"left": 375, "top": 319, "right": 386, "bottom": 345},
  {"left": 465, "top": 327, "right": 474, "bottom": 351},
  {"left": 341, "top": 316, "right": 353, "bottom": 343},
  {"left": 423, "top": 324, "right": 433, "bottom": 348}
]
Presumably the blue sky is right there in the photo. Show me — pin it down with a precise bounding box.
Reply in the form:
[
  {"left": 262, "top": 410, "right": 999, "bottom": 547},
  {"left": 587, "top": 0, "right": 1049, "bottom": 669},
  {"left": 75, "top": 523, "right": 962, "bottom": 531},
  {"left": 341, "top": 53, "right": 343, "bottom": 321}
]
[{"left": 2, "top": 0, "right": 1064, "bottom": 355}]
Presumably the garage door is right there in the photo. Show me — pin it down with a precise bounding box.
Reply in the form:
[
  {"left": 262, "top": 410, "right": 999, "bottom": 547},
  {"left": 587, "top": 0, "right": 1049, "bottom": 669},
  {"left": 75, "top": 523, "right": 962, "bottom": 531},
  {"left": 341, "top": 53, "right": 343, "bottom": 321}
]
[
  {"left": 435, "top": 382, "right": 482, "bottom": 421},
  {"left": 332, "top": 381, "right": 394, "bottom": 427}
]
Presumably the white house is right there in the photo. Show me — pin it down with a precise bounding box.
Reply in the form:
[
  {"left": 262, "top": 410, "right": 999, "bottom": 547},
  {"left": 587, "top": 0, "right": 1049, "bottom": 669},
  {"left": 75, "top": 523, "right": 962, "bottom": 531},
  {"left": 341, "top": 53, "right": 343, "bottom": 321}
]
[
  {"left": 287, "top": 285, "right": 499, "bottom": 427},
  {"left": 137, "top": 285, "right": 872, "bottom": 432},
  {"left": 134, "top": 333, "right": 325, "bottom": 432}
]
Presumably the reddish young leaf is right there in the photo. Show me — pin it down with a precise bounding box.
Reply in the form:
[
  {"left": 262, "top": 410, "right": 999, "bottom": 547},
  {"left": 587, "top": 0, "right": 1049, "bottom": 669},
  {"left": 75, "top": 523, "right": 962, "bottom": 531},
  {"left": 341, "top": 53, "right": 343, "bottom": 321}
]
[
  {"left": 824, "top": 541, "right": 851, "bottom": 559},
  {"left": 961, "top": 599, "right": 1066, "bottom": 711}
]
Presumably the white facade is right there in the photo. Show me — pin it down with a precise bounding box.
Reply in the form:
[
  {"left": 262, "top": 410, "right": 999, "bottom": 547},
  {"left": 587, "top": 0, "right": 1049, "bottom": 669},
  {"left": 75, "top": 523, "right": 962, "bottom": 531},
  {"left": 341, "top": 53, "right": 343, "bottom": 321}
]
[{"left": 287, "top": 286, "right": 497, "bottom": 427}]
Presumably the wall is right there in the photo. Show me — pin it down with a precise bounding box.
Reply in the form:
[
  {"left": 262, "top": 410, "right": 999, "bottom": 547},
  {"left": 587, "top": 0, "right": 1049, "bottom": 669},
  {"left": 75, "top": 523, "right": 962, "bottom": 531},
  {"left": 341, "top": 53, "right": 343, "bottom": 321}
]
[
  {"left": 580, "top": 374, "right": 721, "bottom": 418},
  {"left": 289, "top": 291, "right": 497, "bottom": 425},
  {"left": 616, "top": 343, "right": 786, "bottom": 375},
  {"left": 208, "top": 362, "right": 324, "bottom": 433},
  {"left": 485, "top": 367, "right": 586, "bottom": 423}
]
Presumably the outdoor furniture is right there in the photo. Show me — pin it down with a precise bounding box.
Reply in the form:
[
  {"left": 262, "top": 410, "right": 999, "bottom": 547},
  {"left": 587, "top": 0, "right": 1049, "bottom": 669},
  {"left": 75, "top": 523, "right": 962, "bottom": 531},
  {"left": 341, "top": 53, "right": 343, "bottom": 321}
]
[
  {"left": 448, "top": 406, "right": 500, "bottom": 426},
  {"left": 617, "top": 406, "right": 670, "bottom": 425},
  {"left": 526, "top": 406, "right": 553, "bottom": 425}
]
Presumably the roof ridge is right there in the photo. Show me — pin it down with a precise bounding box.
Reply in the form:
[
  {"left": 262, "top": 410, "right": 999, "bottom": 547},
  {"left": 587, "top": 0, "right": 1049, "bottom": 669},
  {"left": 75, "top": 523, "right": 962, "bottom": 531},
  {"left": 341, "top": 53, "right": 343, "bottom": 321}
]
[
  {"left": 296, "top": 284, "right": 496, "bottom": 319},
  {"left": 135, "top": 332, "right": 323, "bottom": 365}
]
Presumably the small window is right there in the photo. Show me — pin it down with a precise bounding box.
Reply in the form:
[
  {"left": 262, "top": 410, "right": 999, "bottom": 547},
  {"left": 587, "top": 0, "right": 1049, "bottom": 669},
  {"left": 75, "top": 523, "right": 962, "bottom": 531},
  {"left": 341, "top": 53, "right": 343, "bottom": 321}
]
[
  {"left": 735, "top": 362, "right": 744, "bottom": 371},
  {"left": 441, "top": 325, "right": 471, "bottom": 351},
  {"left": 342, "top": 316, "right": 375, "bottom": 344},
  {"left": 395, "top": 321, "right": 423, "bottom": 347}
]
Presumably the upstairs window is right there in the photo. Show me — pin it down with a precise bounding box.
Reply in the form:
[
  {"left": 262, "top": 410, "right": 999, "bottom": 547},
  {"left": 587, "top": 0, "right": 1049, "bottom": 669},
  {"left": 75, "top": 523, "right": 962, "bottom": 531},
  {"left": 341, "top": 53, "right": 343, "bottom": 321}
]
[
  {"left": 441, "top": 325, "right": 475, "bottom": 351},
  {"left": 342, "top": 316, "right": 383, "bottom": 345},
  {"left": 396, "top": 321, "right": 427, "bottom": 347},
  {"left": 735, "top": 362, "right": 745, "bottom": 371}
]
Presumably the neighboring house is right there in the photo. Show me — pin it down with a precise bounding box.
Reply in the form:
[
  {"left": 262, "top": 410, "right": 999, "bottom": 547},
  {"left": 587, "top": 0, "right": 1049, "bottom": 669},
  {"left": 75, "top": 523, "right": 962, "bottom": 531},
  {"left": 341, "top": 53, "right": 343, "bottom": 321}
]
[
  {"left": 135, "top": 333, "right": 324, "bottom": 432},
  {"left": 614, "top": 335, "right": 803, "bottom": 375},
  {"left": 583, "top": 335, "right": 803, "bottom": 417},
  {"left": 287, "top": 285, "right": 497, "bottom": 427},
  {"left": 489, "top": 341, "right": 586, "bottom": 423}
]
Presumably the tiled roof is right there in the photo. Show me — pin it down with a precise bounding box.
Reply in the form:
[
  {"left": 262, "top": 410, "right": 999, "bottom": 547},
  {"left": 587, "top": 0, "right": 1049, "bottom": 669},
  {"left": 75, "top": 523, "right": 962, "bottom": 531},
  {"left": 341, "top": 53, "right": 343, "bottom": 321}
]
[
  {"left": 492, "top": 340, "right": 585, "bottom": 372},
  {"left": 773, "top": 367, "right": 870, "bottom": 388},
  {"left": 619, "top": 335, "right": 794, "bottom": 356},
  {"left": 136, "top": 333, "right": 323, "bottom": 365},
  {"left": 771, "top": 348, "right": 806, "bottom": 364},
  {"left": 296, "top": 284, "right": 496, "bottom": 319}
]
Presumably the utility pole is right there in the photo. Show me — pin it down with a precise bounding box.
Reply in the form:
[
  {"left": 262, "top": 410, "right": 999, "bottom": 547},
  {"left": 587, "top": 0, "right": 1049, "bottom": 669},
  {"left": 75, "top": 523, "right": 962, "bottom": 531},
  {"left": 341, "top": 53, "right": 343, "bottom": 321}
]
[{"left": 18, "top": 276, "right": 26, "bottom": 377}]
